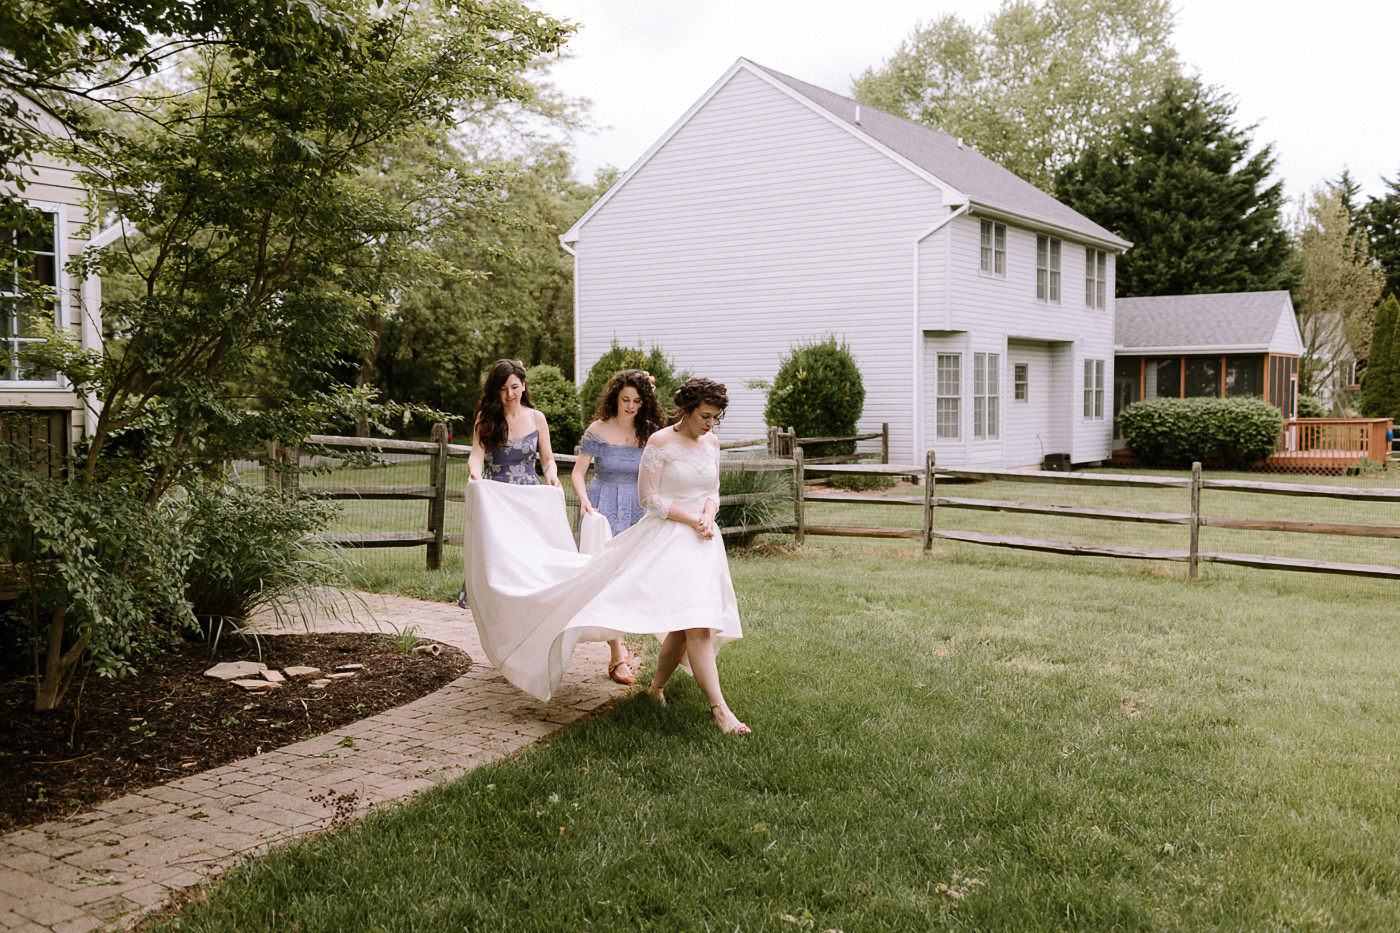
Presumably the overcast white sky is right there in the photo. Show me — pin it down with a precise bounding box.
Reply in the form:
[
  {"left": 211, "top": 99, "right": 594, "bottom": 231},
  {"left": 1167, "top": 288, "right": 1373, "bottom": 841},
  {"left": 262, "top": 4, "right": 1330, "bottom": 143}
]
[{"left": 542, "top": 0, "right": 1400, "bottom": 204}]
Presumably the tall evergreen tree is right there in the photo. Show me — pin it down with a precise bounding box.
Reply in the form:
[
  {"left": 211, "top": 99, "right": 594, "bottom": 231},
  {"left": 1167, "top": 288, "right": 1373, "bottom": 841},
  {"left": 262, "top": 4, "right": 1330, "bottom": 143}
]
[
  {"left": 1361, "top": 175, "right": 1400, "bottom": 302},
  {"left": 1054, "top": 77, "right": 1292, "bottom": 297},
  {"left": 1360, "top": 294, "right": 1400, "bottom": 420}
]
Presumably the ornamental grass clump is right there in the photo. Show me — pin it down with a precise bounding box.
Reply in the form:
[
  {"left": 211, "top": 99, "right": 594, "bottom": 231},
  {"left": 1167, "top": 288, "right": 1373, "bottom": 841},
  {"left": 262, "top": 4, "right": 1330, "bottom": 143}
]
[
  {"left": 716, "top": 458, "right": 793, "bottom": 548},
  {"left": 1119, "top": 396, "right": 1283, "bottom": 469},
  {"left": 764, "top": 336, "right": 866, "bottom": 458}
]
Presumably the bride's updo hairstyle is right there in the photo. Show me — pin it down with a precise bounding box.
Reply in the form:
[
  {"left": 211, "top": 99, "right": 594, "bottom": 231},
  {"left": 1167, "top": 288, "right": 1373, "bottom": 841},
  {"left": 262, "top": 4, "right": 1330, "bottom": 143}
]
[
  {"left": 592, "top": 370, "right": 667, "bottom": 445},
  {"left": 674, "top": 377, "right": 728, "bottom": 426}
]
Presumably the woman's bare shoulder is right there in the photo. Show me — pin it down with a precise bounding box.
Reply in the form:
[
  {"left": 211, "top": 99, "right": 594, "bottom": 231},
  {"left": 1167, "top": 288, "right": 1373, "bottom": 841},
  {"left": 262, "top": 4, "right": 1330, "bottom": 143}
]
[
  {"left": 646, "top": 425, "right": 680, "bottom": 447},
  {"left": 532, "top": 408, "right": 550, "bottom": 429}
]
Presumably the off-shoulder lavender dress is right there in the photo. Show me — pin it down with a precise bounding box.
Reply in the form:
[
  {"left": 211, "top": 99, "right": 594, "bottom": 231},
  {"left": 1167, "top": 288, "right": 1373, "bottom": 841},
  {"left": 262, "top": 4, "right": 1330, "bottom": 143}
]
[{"left": 580, "top": 430, "right": 645, "bottom": 534}]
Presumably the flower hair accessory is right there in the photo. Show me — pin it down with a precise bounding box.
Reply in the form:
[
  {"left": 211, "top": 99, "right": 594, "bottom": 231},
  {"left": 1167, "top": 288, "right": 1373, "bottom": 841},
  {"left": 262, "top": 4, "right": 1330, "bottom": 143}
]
[{"left": 643, "top": 371, "right": 655, "bottom": 385}]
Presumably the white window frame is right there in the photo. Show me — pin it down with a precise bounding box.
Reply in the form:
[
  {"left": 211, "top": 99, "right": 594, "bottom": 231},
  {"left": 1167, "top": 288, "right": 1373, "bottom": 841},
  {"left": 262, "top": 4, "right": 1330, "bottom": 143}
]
[
  {"left": 1037, "top": 235, "right": 1061, "bottom": 303},
  {"left": 980, "top": 220, "right": 1005, "bottom": 277},
  {"left": 936, "top": 353, "right": 961, "bottom": 438},
  {"left": 1083, "top": 359, "right": 1105, "bottom": 420},
  {"left": 1086, "top": 248, "right": 1107, "bottom": 309},
  {"left": 973, "top": 352, "right": 999, "bottom": 439},
  {"left": 1, "top": 201, "right": 66, "bottom": 388},
  {"left": 1014, "top": 362, "right": 1028, "bottom": 402}
]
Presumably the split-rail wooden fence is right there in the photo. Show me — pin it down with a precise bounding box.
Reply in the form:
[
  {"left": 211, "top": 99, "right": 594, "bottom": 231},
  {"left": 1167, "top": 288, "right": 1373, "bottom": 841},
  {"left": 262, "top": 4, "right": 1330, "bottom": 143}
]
[{"left": 261, "top": 426, "right": 1400, "bottom": 581}]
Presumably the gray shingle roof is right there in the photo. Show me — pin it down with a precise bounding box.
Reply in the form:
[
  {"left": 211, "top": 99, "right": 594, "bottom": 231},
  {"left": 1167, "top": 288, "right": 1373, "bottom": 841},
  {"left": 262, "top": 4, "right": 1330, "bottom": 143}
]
[
  {"left": 1115, "top": 291, "right": 1294, "bottom": 350},
  {"left": 750, "top": 61, "right": 1127, "bottom": 248}
]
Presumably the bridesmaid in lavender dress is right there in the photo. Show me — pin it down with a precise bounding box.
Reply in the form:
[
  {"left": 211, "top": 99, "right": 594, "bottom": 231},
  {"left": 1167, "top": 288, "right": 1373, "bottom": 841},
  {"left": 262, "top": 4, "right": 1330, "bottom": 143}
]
[{"left": 570, "top": 370, "right": 667, "bottom": 683}]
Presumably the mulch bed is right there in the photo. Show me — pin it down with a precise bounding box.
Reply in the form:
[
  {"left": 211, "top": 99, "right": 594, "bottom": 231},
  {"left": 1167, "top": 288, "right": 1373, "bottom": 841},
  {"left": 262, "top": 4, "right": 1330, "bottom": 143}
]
[{"left": 0, "top": 632, "right": 471, "bottom": 833}]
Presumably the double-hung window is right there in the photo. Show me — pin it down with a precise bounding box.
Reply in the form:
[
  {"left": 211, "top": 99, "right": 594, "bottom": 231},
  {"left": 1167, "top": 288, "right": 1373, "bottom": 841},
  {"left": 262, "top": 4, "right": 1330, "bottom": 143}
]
[
  {"left": 936, "top": 353, "right": 961, "bottom": 438},
  {"left": 980, "top": 220, "right": 1005, "bottom": 277},
  {"left": 1085, "top": 249, "right": 1107, "bottom": 309},
  {"left": 1036, "top": 235, "right": 1060, "bottom": 302},
  {"left": 1013, "top": 363, "right": 1028, "bottom": 401},
  {"left": 1083, "top": 359, "right": 1105, "bottom": 419},
  {"left": 1, "top": 209, "right": 62, "bottom": 385},
  {"left": 973, "top": 352, "right": 999, "bottom": 439}
]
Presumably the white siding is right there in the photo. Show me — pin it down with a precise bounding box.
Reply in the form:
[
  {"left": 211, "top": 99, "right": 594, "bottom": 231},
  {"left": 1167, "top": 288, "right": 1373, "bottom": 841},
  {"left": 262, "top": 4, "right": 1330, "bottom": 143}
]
[
  {"left": 1004, "top": 340, "right": 1054, "bottom": 468},
  {"left": 1268, "top": 298, "right": 1306, "bottom": 356},
  {"left": 572, "top": 68, "right": 943, "bottom": 463}
]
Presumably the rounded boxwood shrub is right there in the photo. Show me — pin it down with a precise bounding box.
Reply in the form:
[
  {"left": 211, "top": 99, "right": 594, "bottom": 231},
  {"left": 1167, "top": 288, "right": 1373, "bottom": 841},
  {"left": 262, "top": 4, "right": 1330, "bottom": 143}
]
[
  {"left": 1119, "top": 396, "right": 1284, "bottom": 469},
  {"left": 524, "top": 364, "right": 582, "bottom": 454},
  {"left": 764, "top": 336, "right": 865, "bottom": 457},
  {"left": 578, "top": 342, "right": 686, "bottom": 432}
]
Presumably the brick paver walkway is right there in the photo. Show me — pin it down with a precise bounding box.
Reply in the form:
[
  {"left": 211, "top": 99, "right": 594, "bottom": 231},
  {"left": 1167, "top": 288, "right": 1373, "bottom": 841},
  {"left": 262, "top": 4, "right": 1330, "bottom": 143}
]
[{"left": 0, "top": 593, "right": 634, "bottom": 932}]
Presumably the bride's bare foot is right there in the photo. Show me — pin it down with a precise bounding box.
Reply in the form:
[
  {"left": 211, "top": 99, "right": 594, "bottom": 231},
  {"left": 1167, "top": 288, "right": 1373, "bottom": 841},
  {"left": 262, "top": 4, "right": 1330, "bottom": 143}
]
[
  {"left": 645, "top": 683, "right": 666, "bottom": 706},
  {"left": 710, "top": 703, "right": 751, "bottom": 735}
]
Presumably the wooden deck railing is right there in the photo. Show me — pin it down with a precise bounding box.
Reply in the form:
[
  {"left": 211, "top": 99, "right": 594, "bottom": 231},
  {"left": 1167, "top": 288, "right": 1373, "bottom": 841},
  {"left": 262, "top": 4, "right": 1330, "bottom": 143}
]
[{"left": 1275, "top": 418, "right": 1391, "bottom": 461}]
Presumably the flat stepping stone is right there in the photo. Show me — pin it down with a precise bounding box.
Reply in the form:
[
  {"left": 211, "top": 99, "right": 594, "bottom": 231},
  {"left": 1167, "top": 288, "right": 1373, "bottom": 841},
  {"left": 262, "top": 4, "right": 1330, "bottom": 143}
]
[
  {"left": 327, "top": 672, "right": 358, "bottom": 679},
  {"left": 283, "top": 666, "right": 321, "bottom": 678},
  {"left": 205, "top": 661, "right": 267, "bottom": 680},
  {"left": 335, "top": 663, "right": 364, "bottom": 671},
  {"left": 231, "top": 678, "right": 281, "bottom": 692},
  {"left": 260, "top": 670, "right": 286, "bottom": 683}
]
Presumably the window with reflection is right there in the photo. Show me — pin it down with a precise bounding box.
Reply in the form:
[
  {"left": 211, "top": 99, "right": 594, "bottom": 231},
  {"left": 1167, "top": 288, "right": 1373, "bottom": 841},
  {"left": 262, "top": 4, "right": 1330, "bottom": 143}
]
[
  {"left": 1225, "top": 356, "right": 1264, "bottom": 397},
  {"left": 1183, "top": 357, "right": 1220, "bottom": 397},
  {"left": 1, "top": 213, "right": 60, "bottom": 384}
]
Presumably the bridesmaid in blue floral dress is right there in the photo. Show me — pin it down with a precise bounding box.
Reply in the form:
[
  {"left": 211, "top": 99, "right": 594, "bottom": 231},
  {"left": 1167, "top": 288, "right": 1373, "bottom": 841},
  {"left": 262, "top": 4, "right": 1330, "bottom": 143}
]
[
  {"left": 571, "top": 369, "right": 667, "bottom": 683},
  {"left": 459, "top": 360, "right": 561, "bottom": 608}
]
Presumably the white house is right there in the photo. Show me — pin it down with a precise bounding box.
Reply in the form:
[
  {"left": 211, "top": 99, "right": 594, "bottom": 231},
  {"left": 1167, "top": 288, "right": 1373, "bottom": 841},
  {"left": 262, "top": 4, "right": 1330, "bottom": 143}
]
[
  {"left": 1, "top": 92, "right": 114, "bottom": 464},
  {"left": 561, "top": 59, "right": 1130, "bottom": 469}
]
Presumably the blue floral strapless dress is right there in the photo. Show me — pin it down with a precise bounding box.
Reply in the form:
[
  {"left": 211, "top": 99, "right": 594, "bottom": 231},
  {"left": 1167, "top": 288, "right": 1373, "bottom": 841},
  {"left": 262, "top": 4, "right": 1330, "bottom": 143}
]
[
  {"left": 484, "top": 431, "right": 541, "bottom": 485},
  {"left": 581, "top": 431, "right": 645, "bottom": 534},
  {"left": 460, "top": 430, "right": 543, "bottom": 607}
]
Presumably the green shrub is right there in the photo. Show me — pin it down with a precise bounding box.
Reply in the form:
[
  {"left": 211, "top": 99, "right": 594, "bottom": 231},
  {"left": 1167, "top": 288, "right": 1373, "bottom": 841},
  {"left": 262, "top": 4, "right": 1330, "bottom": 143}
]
[
  {"left": 1119, "top": 396, "right": 1283, "bottom": 469},
  {"left": 179, "top": 484, "right": 343, "bottom": 644},
  {"left": 828, "top": 473, "right": 895, "bottom": 492},
  {"left": 1296, "top": 396, "right": 1326, "bottom": 419},
  {"left": 578, "top": 342, "right": 686, "bottom": 431},
  {"left": 764, "top": 336, "right": 865, "bottom": 457},
  {"left": 525, "top": 364, "right": 582, "bottom": 454},
  {"left": 0, "top": 463, "right": 196, "bottom": 710}
]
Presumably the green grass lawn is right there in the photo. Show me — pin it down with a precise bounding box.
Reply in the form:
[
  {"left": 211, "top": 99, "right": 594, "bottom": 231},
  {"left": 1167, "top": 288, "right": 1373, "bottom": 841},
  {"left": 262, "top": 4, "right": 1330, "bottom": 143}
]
[{"left": 152, "top": 536, "right": 1400, "bottom": 931}]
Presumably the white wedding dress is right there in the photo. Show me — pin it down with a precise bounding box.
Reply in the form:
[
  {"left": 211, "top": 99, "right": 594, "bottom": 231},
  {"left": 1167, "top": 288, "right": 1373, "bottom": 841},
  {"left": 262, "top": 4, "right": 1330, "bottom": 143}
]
[{"left": 462, "top": 440, "right": 742, "bottom": 701}]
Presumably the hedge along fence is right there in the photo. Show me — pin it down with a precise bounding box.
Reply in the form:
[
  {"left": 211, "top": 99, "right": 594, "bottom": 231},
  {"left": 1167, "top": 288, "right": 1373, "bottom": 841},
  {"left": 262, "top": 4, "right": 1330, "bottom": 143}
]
[
  {"left": 256, "top": 426, "right": 801, "bottom": 568},
  {"left": 802, "top": 454, "right": 1400, "bottom": 581}
]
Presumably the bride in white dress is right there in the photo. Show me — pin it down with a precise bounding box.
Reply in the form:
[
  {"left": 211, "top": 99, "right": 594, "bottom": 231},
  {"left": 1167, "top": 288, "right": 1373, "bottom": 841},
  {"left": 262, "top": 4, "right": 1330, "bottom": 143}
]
[{"left": 462, "top": 378, "right": 749, "bottom": 734}]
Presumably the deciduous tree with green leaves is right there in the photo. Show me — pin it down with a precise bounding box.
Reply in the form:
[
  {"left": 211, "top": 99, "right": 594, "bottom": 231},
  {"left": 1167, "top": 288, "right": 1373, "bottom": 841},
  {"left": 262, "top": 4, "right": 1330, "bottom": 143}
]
[
  {"left": 1291, "top": 187, "right": 1385, "bottom": 399},
  {"left": 1054, "top": 77, "right": 1292, "bottom": 298},
  {"left": 852, "top": 0, "right": 1180, "bottom": 191},
  {"left": 4, "top": 0, "right": 572, "bottom": 710}
]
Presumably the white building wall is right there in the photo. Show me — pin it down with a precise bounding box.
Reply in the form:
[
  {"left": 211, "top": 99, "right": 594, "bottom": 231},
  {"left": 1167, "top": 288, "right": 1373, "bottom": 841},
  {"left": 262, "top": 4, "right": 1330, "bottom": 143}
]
[
  {"left": 928, "top": 213, "right": 1118, "bottom": 465},
  {"left": 571, "top": 68, "right": 943, "bottom": 464}
]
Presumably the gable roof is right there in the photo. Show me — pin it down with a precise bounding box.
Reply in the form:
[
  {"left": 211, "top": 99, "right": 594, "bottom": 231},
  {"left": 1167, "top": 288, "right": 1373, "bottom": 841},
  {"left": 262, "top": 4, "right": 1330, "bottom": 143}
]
[
  {"left": 750, "top": 63, "right": 1128, "bottom": 250},
  {"left": 1115, "top": 291, "right": 1300, "bottom": 353},
  {"left": 563, "top": 59, "right": 1130, "bottom": 251}
]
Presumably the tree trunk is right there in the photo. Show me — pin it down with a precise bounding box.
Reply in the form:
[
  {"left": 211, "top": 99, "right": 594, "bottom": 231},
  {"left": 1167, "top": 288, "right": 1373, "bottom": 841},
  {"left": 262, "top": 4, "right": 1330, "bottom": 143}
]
[
  {"left": 33, "top": 605, "right": 89, "bottom": 712},
  {"left": 355, "top": 307, "right": 382, "bottom": 438}
]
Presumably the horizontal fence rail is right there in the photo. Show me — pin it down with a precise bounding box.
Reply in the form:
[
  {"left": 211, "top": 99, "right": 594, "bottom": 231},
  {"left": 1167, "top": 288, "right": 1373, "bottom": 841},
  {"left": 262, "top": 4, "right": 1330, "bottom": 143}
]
[{"left": 262, "top": 427, "right": 1399, "bottom": 582}]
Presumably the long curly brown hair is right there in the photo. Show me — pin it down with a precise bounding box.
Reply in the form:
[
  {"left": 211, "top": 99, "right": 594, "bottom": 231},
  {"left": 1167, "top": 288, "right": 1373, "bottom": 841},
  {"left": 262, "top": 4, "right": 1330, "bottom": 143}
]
[
  {"left": 474, "top": 359, "right": 534, "bottom": 450},
  {"left": 674, "top": 377, "right": 728, "bottom": 426},
  {"left": 591, "top": 370, "right": 666, "bottom": 445}
]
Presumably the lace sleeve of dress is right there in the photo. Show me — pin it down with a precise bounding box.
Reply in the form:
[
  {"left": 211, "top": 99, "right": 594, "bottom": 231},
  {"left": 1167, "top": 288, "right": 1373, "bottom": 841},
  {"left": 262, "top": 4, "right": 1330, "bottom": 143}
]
[
  {"left": 637, "top": 444, "right": 673, "bottom": 517},
  {"left": 580, "top": 431, "right": 607, "bottom": 458},
  {"left": 705, "top": 450, "right": 720, "bottom": 512}
]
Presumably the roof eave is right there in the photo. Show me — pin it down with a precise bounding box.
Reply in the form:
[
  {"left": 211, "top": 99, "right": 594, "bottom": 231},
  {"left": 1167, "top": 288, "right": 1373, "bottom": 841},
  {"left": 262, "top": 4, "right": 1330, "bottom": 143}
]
[
  {"left": 969, "top": 200, "right": 1131, "bottom": 252},
  {"left": 1114, "top": 345, "right": 1280, "bottom": 355}
]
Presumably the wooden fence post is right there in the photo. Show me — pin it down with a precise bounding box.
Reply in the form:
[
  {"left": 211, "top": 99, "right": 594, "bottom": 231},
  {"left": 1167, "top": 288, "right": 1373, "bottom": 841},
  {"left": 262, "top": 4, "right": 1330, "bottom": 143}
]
[
  {"left": 923, "top": 450, "right": 935, "bottom": 555},
  {"left": 426, "top": 422, "right": 449, "bottom": 571},
  {"left": 793, "top": 445, "right": 806, "bottom": 546},
  {"left": 282, "top": 443, "right": 299, "bottom": 493},
  {"left": 264, "top": 440, "right": 279, "bottom": 491},
  {"left": 767, "top": 425, "right": 777, "bottom": 457},
  {"left": 881, "top": 423, "right": 889, "bottom": 464},
  {"left": 1189, "top": 461, "right": 1202, "bottom": 580}
]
